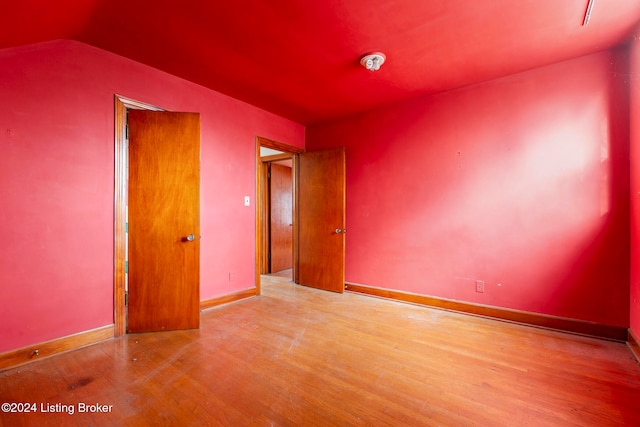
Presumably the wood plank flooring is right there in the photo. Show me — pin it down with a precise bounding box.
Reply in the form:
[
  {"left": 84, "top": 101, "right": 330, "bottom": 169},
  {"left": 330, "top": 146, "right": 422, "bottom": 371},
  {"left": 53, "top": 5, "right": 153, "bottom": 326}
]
[{"left": 1, "top": 272, "right": 639, "bottom": 426}]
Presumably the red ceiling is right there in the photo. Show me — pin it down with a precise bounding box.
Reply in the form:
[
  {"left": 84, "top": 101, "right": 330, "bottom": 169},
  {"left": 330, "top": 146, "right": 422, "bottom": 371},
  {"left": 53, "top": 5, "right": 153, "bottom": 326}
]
[{"left": 2, "top": 0, "right": 640, "bottom": 124}]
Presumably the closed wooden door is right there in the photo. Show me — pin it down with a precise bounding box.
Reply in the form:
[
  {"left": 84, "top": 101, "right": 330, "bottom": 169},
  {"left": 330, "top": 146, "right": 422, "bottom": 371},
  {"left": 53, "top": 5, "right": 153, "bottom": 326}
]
[
  {"left": 270, "top": 163, "right": 293, "bottom": 273},
  {"left": 127, "top": 110, "right": 200, "bottom": 332},
  {"left": 297, "top": 148, "right": 346, "bottom": 293}
]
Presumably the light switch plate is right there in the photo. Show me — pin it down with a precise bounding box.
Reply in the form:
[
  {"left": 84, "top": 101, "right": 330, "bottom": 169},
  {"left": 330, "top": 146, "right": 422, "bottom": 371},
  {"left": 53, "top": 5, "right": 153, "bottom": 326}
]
[{"left": 244, "top": 196, "right": 250, "bottom": 206}]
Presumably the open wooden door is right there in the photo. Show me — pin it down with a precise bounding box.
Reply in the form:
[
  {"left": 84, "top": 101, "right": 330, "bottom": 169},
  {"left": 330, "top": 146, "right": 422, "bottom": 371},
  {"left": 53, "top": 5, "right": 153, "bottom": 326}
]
[
  {"left": 297, "top": 148, "right": 346, "bottom": 293},
  {"left": 127, "top": 110, "right": 200, "bottom": 332},
  {"left": 270, "top": 163, "right": 293, "bottom": 273}
]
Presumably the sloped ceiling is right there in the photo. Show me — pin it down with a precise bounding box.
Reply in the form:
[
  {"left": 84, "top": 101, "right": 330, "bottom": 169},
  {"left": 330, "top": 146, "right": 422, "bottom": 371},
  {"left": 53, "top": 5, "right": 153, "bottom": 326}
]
[{"left": 2, "top": 0, "right": 640, "bottom": 124}]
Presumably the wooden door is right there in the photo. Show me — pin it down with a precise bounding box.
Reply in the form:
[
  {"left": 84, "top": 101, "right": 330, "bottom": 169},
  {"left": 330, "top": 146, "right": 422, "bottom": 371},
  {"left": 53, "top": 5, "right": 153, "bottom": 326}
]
[
  {"left": 127, "top": 110, "right": 201, "bottom": 332},
  {"left": 270, "top": 163, "right": 293, "bottom": 273},
  {"left": 297, "top": 148, "right": 346, "bottom": 293}
]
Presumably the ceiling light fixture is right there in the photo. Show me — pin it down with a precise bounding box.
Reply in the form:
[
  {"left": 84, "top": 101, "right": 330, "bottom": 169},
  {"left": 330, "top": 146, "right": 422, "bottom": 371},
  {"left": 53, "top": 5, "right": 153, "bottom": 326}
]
[{"left": 360, "top": 52, "right": 386, "bottom": 72}]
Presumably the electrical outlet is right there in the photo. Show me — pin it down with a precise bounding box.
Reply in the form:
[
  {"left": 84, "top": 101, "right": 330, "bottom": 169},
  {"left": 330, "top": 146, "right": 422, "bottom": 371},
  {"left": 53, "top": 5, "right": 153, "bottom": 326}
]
[{"left": 476, "top": 280, "right": 485, "bottom": 293}]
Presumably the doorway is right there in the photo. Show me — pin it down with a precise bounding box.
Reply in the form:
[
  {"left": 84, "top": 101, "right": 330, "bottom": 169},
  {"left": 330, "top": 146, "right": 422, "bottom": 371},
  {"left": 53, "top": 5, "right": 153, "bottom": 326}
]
[
  {"left": 268, "top": 161, "right": 294, "bottom": 274},
  {"left": 255, "top": 137, "right": 346, "bottom": 294},
  {"left": 255, "top": 137, "right": 304, "bottom": 291}
]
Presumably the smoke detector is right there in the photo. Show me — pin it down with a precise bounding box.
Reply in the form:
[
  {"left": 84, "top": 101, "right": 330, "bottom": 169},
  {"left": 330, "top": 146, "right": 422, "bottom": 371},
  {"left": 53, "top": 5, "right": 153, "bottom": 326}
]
[{"left": 360, "top": 52, "right": 386, "bottom": 72}]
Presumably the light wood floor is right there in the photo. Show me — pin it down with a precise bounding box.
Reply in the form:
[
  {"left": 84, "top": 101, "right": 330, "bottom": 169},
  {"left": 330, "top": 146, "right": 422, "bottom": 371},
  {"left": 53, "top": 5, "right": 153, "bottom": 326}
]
[{"left": 1, "top": 272, "right": 639, "bottom": 426}]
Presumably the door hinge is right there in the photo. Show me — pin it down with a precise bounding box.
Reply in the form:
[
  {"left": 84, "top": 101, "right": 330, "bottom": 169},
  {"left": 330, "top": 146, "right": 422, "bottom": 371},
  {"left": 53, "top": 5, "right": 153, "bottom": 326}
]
[
  {"left": 268, "top": 252, "right": 271, "bottom": 260},
  {"left": 125, "top": 292, "right": 128, "bottom": 306}
]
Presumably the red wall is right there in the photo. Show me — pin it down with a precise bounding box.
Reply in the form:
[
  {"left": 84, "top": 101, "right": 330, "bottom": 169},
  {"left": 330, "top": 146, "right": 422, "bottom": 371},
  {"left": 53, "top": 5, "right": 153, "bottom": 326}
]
[
  {"left": 630, "top": 35, "right": 640, "bottom": 337},
  {"left": 0, "top": 39, "right": 633, "bottom": 354},
  {"left": 308, "top": 50, "right": 630, "bottom": 327},
  {"left": 0, "top": 40, "right": 304, "bottom": 353}
]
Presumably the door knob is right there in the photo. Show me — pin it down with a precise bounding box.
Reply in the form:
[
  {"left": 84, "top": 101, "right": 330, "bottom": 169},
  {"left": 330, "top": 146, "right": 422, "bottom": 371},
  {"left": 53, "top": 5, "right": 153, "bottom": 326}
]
[
  {"left": 186, "top": 234, "right": 195, "bottom": 241},
  {"left": 335, "top": 228, "right": 346, "bottom": 234}
]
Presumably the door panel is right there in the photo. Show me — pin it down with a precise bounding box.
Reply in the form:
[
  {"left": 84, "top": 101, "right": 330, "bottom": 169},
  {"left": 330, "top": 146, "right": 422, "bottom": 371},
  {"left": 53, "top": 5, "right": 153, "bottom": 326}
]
[
  {"left": 127, "top": 110, "right": 200, "bottom": 332},
  {"left": 297, "top": 148, "right": 346, "bottom": 293},
  {"left": 270, "top": 163, "right": 293, "bottom": 273}
]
